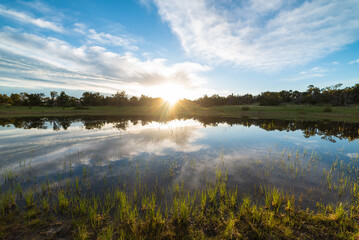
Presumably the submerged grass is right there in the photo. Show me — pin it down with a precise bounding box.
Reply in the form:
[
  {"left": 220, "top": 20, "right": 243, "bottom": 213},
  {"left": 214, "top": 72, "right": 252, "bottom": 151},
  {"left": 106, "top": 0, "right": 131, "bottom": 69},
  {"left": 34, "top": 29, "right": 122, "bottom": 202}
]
[
  {"left": 1, "top": 175, "right": 359, "bottom": 239},
  {"left": 1, "top": 149, "right": 359, "bottom": 239}
]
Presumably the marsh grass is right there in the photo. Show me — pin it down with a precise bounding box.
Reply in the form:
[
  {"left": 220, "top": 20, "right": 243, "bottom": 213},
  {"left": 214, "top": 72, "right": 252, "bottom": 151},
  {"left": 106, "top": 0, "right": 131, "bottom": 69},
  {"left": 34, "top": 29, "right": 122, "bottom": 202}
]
[{"left": 1, "top": 150, "right": 359, "bottom": 239}]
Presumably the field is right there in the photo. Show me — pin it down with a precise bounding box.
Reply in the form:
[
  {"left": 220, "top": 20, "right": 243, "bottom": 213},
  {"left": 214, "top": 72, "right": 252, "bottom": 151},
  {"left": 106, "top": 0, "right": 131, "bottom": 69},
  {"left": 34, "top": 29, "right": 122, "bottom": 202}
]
[{"left": 1, "top": 104, "right": 359, "bottom": 122}]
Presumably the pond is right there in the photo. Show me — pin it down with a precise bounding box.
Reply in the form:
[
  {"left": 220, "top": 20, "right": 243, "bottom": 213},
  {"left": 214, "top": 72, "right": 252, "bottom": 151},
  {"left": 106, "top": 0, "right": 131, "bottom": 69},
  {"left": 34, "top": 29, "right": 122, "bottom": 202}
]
[{"left": 0, "top": 116, "right": 358, "bottom": 209}]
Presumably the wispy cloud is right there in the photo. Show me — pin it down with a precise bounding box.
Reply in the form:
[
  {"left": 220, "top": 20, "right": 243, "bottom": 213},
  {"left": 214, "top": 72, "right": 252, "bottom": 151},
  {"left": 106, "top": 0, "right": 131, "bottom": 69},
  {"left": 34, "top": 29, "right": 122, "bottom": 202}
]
[
  {"left": 0, "top": 27, "right": 211, "bottom": 98},
  {"left": 154, "top": 0, "right": 359, "bottom": 70},
  {"left": 284, "top": 66, "right": 328, "bottom": 82},
  {"left": 18, "top": 0, "right": 54, "bottom": 14},
  {"left": 0, "top": 4, "right": 64, "bottom": 32},
  {"left": 300, "top": 67, "right": 328, "bottom": 75},
  {"left": 74, "top": 23, "right": 138, "bottom": 51},
  {"left": 138, "top": 0, "right": 154, "bottom": 11},
  {"left": 349, "top": 59, "right": 359, "bottom": 64}
]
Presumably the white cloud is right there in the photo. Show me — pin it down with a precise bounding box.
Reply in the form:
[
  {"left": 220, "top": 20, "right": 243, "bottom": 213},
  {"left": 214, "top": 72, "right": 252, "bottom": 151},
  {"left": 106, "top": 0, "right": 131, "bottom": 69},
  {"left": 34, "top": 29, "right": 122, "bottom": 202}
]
[
  {"left": 87, "top": 29, "right": 138, "bottom": 50},
  {"left": 73, "top": 23, "right": 87, "bottom": 34},
  {"left": 138, "top": 0, "right": 153, "bottom": 10},
  {"left": 0, "top": 4, "right": 64, "bottom": 32},
  {"left": 154, "top": 0, "right": 359, "bottom": 70},
  {"left": 284, "top": 66, "right": 328, "bottom": 82},
  {"left": 74, "top": 23, "right": 138, "bottom": 51},
  {"left": 0, "top": 27, "right": 211, "bottom": 98},
  {"left": 300, "top": 67, "right": 328, "bottom": 75},
  {"left": 349, "top": 59, "right": 359, "bottom": 64},
  {"left": 18, "top": 0, "right": 54, "bottom": 14}
]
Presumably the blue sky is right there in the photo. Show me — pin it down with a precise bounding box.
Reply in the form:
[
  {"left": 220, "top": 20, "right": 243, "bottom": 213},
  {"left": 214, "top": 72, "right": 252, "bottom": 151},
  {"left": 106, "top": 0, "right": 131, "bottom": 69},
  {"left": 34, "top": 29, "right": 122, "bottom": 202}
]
[{"left": 0, "top": 0, "right": 358, "bottom": 99}]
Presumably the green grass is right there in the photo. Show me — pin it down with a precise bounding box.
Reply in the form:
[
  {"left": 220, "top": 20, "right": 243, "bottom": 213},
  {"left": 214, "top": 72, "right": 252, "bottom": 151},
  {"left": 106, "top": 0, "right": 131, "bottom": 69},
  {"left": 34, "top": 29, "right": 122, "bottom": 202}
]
[
  {"left": 1, "top": 171, "right": 359, "bottom": 239},
  {"left": 1, "top": 148, "right": 359, "bottom": 239},
  {"left": 1, "top": 104, "right": 359, "bottom": 122}
]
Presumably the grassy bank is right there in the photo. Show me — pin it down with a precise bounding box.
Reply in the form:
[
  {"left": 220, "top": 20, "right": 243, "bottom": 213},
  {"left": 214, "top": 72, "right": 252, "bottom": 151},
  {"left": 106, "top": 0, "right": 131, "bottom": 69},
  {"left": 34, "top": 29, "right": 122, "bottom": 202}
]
[{"left": 1, "top": 104, "right": 359, "bottom": 122}]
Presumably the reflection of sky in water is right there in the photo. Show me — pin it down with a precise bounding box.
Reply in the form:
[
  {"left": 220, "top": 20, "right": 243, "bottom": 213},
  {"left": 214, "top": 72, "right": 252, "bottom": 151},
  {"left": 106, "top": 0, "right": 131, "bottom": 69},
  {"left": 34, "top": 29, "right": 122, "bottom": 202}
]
[
  {"left": 0, "top": 118, "right": 358, "bottom": 206},
  {"left": 1, "top": 119, "right": 358, "bottom": 173},
  {"left": 0, "top": 120, "right": 206, "bottom": 173}
]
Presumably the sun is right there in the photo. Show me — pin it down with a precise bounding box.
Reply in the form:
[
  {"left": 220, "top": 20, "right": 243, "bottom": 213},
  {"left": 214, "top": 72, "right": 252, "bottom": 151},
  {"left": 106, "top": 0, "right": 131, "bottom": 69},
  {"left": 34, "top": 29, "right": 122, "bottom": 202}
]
[
  {"left": 162, "top": 94, "right": 180, "bottom": 105},
  {"left": 153, "top": 83, "right": 184, "bottom": 105}
]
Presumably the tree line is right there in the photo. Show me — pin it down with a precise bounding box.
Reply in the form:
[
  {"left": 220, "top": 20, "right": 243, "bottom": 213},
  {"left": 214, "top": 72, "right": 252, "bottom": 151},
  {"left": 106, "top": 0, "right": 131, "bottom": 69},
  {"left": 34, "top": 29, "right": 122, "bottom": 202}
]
[
  {"left": 0, "top": 83, "right": 358, "bottom": 107},
  {"left": 196, "top": 83, "right": 359, "bottom": 106},
  {"left": 0, "top": 91, "right": 163, "bottom": 107}
]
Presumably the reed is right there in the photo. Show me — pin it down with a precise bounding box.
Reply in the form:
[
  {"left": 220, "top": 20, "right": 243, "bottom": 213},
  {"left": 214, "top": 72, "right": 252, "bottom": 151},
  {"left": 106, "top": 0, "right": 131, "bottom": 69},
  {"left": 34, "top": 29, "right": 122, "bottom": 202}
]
[{"left": 1, "top": 148, "right": 359, "bottom": 239}]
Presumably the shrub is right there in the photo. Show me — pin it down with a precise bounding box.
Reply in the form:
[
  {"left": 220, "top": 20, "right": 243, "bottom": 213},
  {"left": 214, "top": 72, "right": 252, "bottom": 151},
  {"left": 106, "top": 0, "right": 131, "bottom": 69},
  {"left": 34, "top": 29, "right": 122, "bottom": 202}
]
[
  {"left": 74, "top": 106, "right": 89, "bottom": 110},
  {"left": 323, "top": 106, "right": 332, "bottom": 112}
]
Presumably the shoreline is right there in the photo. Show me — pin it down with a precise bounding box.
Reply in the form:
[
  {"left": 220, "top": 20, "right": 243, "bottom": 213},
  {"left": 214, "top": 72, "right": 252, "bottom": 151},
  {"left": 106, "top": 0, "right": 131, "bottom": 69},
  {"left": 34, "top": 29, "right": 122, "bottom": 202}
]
[{"left": 1, "top": 105, "right": 359, "bottom": 122}]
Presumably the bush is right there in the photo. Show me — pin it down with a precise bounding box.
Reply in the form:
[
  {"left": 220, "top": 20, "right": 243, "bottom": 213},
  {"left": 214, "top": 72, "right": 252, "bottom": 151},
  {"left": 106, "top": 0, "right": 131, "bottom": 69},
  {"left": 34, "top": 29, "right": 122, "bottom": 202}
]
[
  {"left": 323, "top": 106, "right": 332, "bottom": 112},
  {"left": 74, "top": 106, "right": 89, "bottom": 110}
]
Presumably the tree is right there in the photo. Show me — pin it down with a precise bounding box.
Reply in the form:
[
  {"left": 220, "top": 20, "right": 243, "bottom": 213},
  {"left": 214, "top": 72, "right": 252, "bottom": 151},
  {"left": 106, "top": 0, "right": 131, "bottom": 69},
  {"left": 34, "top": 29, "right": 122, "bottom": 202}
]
[
  {"left": 352, "top": 84, "right": 359, "bottom": 104},
  {"left": 0, "top": 94, "right": 10, "bottom": 105},
  {"left": 259, "top": 92, "right": 283, "bottom": 106},
  {"left": 27, "top": 93, "right": 45, "bottom": 106},
  {"left": 323, "top": 83, "right": 344, "bottom": 106},
  {"left": 57, "top": 91, "right": 71, "bottom": 107},
  {"left": 10, "top": 93, "right": 21, "bottom": 106},
  {"left": 129, "top": 96, "right": 139, "bottom": 106},
  {"left": 50, "top": 91, "right": 58, "bottom": 107},
  {"left": 304, "top": 85, "right": 321, "bottom": 104},
  {"left": 111, "top": 91, "right": 129, "bottom": 106},
  {"left": 81, "top": 92, "right": 104, "bottom": 106}
]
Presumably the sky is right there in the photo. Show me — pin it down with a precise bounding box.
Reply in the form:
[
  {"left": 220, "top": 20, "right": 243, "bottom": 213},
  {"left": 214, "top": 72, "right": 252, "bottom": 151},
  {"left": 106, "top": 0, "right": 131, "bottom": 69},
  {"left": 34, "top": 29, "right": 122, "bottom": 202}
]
[{"left": 0, "top": 0, "right": 358, "bottom": 99}]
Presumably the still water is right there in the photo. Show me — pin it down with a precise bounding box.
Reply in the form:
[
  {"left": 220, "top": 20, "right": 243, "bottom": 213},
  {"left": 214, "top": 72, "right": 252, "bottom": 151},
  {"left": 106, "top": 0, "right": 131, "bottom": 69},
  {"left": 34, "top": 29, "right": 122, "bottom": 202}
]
[{"left": 0, "top": 116, "right": 358, "bottom": 208}]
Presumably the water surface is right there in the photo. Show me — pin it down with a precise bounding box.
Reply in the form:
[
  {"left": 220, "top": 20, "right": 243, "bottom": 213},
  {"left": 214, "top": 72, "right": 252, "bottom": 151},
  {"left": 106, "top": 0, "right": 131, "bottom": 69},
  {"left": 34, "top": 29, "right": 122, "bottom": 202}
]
[{"left": 1, "top": 116, "right": 358, "bottom": 208}]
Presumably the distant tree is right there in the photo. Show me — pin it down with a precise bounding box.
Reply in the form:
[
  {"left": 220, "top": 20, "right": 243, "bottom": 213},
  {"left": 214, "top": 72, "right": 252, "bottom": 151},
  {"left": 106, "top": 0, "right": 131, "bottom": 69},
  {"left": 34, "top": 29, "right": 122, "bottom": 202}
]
[
  {"left": 352, "top": 84, "right": 359, "bottom": 104},
  {"left": 291, "top": 90, "right": 303, "bottom": 104},
  {"left": 50, "top": 91, "right": 58, "bottom": 107},
  {"left": 197, "top": 94, "right": 209, "bottom": 106},
  {"left": 10, "top": 94, "right": 21, "bottom": 106},
  {"left": 129, "top": 96, "right": 139, "bottom": 106},
  {"left": 138, "top": 95, "right": 151, "bottom": 105},
  {"left": 304, "top": 85, "right": 321, "bottom": 104},
  {"left": 20, "top": 92, "right": 29, "bottom": 106},
  {"left": 259, "top": 92, "right": 283, "bottom": 106},
  {"left": 26, "top": 93, "right": 45, "bottom": 106},
  {"left": 323, "top": 83, "right": 344, "bottom": 106},
  {"left": 0, "top": 94, "right": 10, "bottom": 105},
  {"left": 226, "top": 94, "right": 237, "bottom": 105},
  {"left": 241, "top": 94, "right": 254, "bottom": 104},
  {"left": 279, "top": 90, "right": 292, "bottom": 103},
  {"left": 196, "top": 94, "right": 226, "bottom": 106},
  {"left": 112, "top": 91, "right": 129, "bottom": 106},
  {"left": 57, "top": 91, "right": 71, "bottom": 107},
  {"left": 81, "top": 92, "right": 104, "bottom": 106}
]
